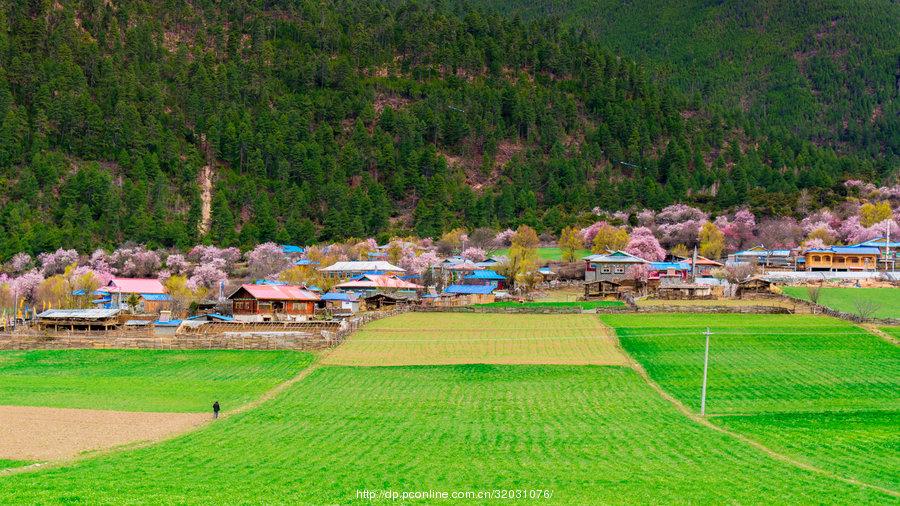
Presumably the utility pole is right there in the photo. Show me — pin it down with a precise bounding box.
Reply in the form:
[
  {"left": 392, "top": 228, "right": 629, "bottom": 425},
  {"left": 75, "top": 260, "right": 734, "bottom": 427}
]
[
  {"left": 700, "top": 327, "right": 712, "bottom": 416},
  {"left": 691, "top": 245, "right": 699, "bottom": 282}
]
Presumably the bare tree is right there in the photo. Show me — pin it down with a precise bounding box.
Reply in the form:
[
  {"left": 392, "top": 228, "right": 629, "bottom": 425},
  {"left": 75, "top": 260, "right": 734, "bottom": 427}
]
[
  {"left": 853, "top": 298, "right": 881, "bottom": 320},
  {"left": 806, "top": 285, "right": 821, "bottom": 305}
]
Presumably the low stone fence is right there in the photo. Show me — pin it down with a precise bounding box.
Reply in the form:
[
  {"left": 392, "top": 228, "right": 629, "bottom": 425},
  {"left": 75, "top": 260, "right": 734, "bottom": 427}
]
[
  {"left": 634, "top": 305, "right": 793, "bottom": 315},
  {"left": 414, "top": 305, "right": 632, "bottom": 315},
  {"left": 0, "top": 332, "right": 340, "bottom": 351},
  {"left": 0, "top": 308, "right": 411, "bottom": 351},
  {"left": 779, "top": 295, "right": 900, "bottom": 325}
]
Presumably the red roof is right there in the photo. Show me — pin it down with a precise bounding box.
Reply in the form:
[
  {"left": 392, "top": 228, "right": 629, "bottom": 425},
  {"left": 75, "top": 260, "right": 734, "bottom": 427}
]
[
  {"left": 334, "top": 274, "right": 422, "bottom": 290},
  {"left": 232, "top": 284, "right": 320, "bottom": 301},
  {"left": 685, "top": 256, "right": 723, "bottom": 267},
  {"left": 107, "top": 278, "right": 166, "bottom": 294}
]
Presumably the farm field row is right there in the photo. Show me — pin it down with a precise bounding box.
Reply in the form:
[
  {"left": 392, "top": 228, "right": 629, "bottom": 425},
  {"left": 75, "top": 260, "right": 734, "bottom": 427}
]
[
  {"left": 781, "top": 287, "right": 900, "bottom": 319},
  {"left": 0, "top": 365, "right": 890, "bottom": 504},
  {"left": 601, "top": 313, "right": 900, "bottom": 492},
  {"left": 476, "top": 300, "right": 625, "bottom": 309},
  {"left": 0, "top": 349, "right": 312, "bottom": 412},
  {"left": 321, "top": 313, "right": 628, "bottom": 366}
]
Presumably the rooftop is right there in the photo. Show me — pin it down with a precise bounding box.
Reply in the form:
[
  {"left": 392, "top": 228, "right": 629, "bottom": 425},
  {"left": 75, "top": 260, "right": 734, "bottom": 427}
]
[
  {"left": 231, "top": 284, "right": 320, "bottom": 301},
  {"left": 107, "top": 278, "right": 166, "bottom": 294},
  {"left": 334, "top": 274, "right": 422, "bottom": 290},
  {"left": 38, "top": 308, "right": 121, "bottom": 320},
  {"left": 319, "top": 261, "right": 405, "bottom": 273},
  {"left": 583, "top": 250, "right": 649, "bottom": 264},
  {"left": 443, "top": 284, "right": 496, "bottom": 295}
]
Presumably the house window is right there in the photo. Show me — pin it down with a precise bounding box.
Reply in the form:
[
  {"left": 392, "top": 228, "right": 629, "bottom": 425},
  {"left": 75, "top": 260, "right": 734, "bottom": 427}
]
[
  {"left": 601, "top": 267, "right": 611, "bottom": 274},
  {"left": 614, "top": 267, "right": 624, "bottom": 274},
  {"left": 811, "top": 255, "right": 820, "bottom": 262},
  {"left": 850, "top": 257, "right": 858, "bottom": 264}
]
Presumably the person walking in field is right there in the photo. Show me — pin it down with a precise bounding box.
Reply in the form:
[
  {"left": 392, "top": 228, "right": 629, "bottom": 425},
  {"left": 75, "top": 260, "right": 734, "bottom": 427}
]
[{"left": 212, "top": 401, "right": 220, "bottom": 419}]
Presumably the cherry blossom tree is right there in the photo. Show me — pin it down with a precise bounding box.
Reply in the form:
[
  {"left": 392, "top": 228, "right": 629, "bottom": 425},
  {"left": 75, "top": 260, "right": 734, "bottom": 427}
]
[
  {"left": 188, "top": 260, "right": 228, "bottom": 291},
  {"left": 580, "top": 221, "right": 607, "bottom": 246},
  {"left": 37, "top": 248, "right": 79, "bottom": 276},
  {"left": 13, "top": 270, "right": 43, "bottom": 305},
  {"left": 188, "top": 245, "right": 240, "bottom": 273},
  {"left": 715, "top": 209, "right": 757, "bottom": 252},
  {"left": 108, "top": 246, "right": 161, "bottom": 277},
  {"left": 494, "top": 229, "right": 515, "bottom": 247},
  {"left": 625, "top": 227, "right": 665, "bottom": 261},
  {"left": 461, "top": 247, "right": 486, "bottom": 262},
  {"left": 7, "top": 253, "right": 33, "bottom": 274},
  {"left": 246, "top": 242, "right": 292, "bottom": 279},
  {"left": 165, "top": 254, "right": 190, "bottom": 275}
]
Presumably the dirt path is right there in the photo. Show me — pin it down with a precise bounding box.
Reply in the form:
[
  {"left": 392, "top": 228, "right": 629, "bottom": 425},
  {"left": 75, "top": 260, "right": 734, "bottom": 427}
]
[
  {"left": 0, "top": 406, "right": 206, "bottom": 461},
  {"left": 598, "top": 320, "right": 899, "bottom": 499}
]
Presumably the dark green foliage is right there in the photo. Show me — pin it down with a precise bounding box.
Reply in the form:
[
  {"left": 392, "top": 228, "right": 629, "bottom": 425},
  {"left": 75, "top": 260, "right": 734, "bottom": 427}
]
[{"left": 0, "top": 0, "right": 890, "bottom": 259}]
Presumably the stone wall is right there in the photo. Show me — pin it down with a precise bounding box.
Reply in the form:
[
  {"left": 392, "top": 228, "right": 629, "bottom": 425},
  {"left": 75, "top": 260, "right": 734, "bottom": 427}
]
[
  {"left": 634, "top": 305, "right": 793, "bottom": 315},
  {"left": 0, "top": 309, "right": 410, "bottom": 351}
]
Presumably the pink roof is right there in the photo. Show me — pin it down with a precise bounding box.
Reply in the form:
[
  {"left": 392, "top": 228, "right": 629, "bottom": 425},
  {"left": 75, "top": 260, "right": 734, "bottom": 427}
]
[
  {"left": 107, "top": 278, "right": 166, "bottom": 294},
  {"left": 335, "top": 274, "right": 422, "bottom": 290},
  {"left": 447, "top": 261, "right": 479, "bottom": 271},
  {"left": 234, "top": 284, "right": 320, "bottom": 301}
]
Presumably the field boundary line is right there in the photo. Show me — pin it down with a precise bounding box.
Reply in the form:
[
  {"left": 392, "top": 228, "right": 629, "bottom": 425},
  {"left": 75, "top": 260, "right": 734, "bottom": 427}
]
[
  {"left": 0, "top": 351, "right": 334, "bottom": 478},
  {"left": 597, "top": 319, "right": 900, "bottom": 499},
  {"left": 859, "top": 324, "right": 899, "bottom": 346}
]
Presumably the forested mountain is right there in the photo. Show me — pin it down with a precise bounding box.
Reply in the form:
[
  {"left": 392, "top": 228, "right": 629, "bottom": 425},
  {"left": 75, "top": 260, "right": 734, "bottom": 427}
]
[
  {"left": 0, "top": 0, "right": 894, "bottom": 258},
  {"left": 490, "top": 0, "right": 899, "bottom": 159}
]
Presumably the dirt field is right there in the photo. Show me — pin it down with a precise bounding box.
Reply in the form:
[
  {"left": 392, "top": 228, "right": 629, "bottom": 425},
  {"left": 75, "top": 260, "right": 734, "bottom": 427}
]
[
  {"left": 322, "top": 313, "right": 628, "bottom": 366},
  {"left": 0, "top": 406, "right": 207, "bottom": 461}
]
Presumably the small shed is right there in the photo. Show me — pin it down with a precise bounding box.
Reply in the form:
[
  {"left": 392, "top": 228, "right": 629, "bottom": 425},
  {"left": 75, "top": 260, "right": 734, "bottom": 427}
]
[
  {"left": 36, "top": 309, "right": 122, "bottom": 332},
  {"left": 737, "top": 277, "right": 773, "bottom": 298},
  {"left": 363, "top": 292, "right": 414, "bottom": 310},
  {"left": 583, "top": 280, "right": 623, "bottom": 299},
  {"left": 656, "top": 284, "right": 714, "bottom": 300}
]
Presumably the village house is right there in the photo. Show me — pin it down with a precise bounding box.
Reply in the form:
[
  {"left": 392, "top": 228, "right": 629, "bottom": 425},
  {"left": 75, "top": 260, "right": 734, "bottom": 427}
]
[
  {"left": 228, "top": 284, "right": 320, "bottom": 321},
  {"left": 318, "top": 261, "right": 405, "bottom": 280},
  {"left": 845, "top": 237, "right": 898, "bottom": 270},
  {"left": 105, "top": 278, "right": 172, "bottom": 314},
  {"left": 583, "top": 251, "right": 648, "bottom": 283},
  {"left": 442, "top": 284, "right": 497, "bottom": 304},
  {"left": 320, "top": 292, "right": 361, "bottom": 315},
  {"left": 462, "top": 269, "right": 507, "bottom": 290},
  {"left": 728, "top": 246, "right": 799, "bottom": 270},
  {"left": 802, "top": 246, "right": 881, "bottom": 271},
  {"left": 678, "top": 255, "right": 723, "bottom": 276},
  {"left": 333, "top": 274, "right": 423, "bottom": 295},
  {"left": 648, "top": 262, "right": 691, "bottom": 285}
]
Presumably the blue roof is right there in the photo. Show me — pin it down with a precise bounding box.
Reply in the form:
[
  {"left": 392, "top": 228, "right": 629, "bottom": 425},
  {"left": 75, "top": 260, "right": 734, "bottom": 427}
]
[
  {"left": 281, "top": 245, "right": 305, "bottom": 254},
  {"left": 306, "top": 285, "right": 322, "bottom": 292},
  {"left": 650, "top": 262, "right": 690, "bottom": 271},
  {"left": 185, "top": 313, "right": 234, "bottom": 322},
  {"left": 141, "top": 293, "right": 172, "bottom": 301},
  {"left": 294, "top": 259, "right": 320, "bottom": 266},
  {"left": 538, "top": 267, "right": 553, "bottom": 275},
  {"left": 71, "top": 289, "right": 87, "bottom": 296},
  {"left": 321, "top": 292, "right": 356, "bottom": 301},
  {"left": 154, "top": 319, "right": 182, "bottom": 326},
  {"left": 464, "top": 270, "right": 506, "bottom": 281},
  {"left": 443, "top": 284, "right": 496, "bottom": 295},
  {"left": 255, "top": 279, "right": 287, "bottom": 285},
  {"left": 849, "top": 237, "right": 900, "bottom": 248},
  {"left": 808, "top": 247, "right": 881, "bottom": 255}
]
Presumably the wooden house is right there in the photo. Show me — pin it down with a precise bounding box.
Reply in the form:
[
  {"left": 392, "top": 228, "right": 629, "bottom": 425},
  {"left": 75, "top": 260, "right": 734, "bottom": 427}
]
[
  {"left": 318, "top": 261, "right": 405, "bottom": 280},
  {"left": 583, "top": 279, "right": 624, "bottom": 299},
  {"left": 802, "top": 247, "right": 880, "bottom": 271},
  {"left": 333, "top": 274, "right": 423, "bottom": 294},
  {"left": 583, "top": 251, "right": 648, "bottom": 283},
  {"left": 228, "top": 284, "right": 320, "bottom": 322},
  {"left": 649, "top": 262, "right": 691, "bottom": 284},
  {"left": 845, "top": 237, "right": 898, "bottom": 270},
  {"left": 106, "top": 278, "right": 172, "bottom": 314}
]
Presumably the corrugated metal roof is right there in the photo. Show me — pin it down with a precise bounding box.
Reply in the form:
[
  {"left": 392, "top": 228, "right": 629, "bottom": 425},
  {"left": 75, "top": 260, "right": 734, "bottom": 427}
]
[
  {"left": 335, "top": 274, "right": 423, "bottom": 290},
  {"left": 38, "top": 308, "right": 121, "bottom": 319},
  {"left": 107, "top": 278, "right": 166, "bottom": 294},
  {"left": 443, "top": 284, "right": 495, "bottom": 295},
  {"left": 232, "top": 284, "right": 320, "bottom": 301},
  {"left": 807, "top": 247, "right": 881, "bottom": 255},
  {"left": 650, "top": 262, "right": 690, "bottom": 270},
  {"left": 281, "top": 245, "right": 305, "bottom": 254},
  {"left": 583, "top": 250, "right": 648, "bottom": 263},
  {"left": 321, "top": 292, "right": 357, "bottom": 301},
  {"left": 319, "top": 261, "right": 404, "bottom": 273},
  {"left": 464, "top": 269, "right": 506, "bottom": 280}
]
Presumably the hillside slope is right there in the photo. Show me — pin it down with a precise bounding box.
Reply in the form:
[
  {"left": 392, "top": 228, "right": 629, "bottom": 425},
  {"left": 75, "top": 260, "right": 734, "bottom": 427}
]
[
  {"left": 0, "top": 0, "right": 889, "bottom": 256},
  {"left": 490, "top": 0, "right": 899, "bottom": 159}
]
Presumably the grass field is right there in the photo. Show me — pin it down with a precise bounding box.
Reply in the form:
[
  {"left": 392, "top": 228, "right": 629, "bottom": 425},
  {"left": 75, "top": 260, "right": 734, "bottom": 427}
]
[
  {"left": 602, "top": 313, "right": 900, "bottom": 492},
  {"left": 0, "top": 349, "right": 312, "bottom": 412},
  {"left": 477, "top": 300, "right": 624, "bottom": 309},
  {"left": 782, "top": 287, "right": 900, "bottom": 319},
  {"left": 0, "top": 365, "right": 891, "bottom": 504},
  {"left": 322, "top": 313, "right": 628, "bottom": 366},
  {"left": 0, "top": 459, "right": 31, "bottom": 471},
  {"left": 882, "top": 327, "right": 900, "bottom": 340},
  {"left": 494, "top": 246, "right": 589, "bottom": 261}
]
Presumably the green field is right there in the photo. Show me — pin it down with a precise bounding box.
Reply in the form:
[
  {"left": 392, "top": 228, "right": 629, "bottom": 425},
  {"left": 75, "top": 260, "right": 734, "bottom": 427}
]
[
  {"left": 0, "top": 365, "right": 890, "bottom": 504},
  {"left": 0, "top": 349, "right": 312, "bottom": 412},
  {"left": 782, "top": 287, "right": 900, "bottom": 319},
  {"left": 0, "top": 459, "right": 32, "bottom": 471},
  {"left": 882, "top": 327, "right": 900, "bottom": 340},
  {"left": 322, "top": 313, "right": 628, "bottom": 366},
  {"left": 477, "top": 301, "right": 624, "bottom": 309},
  {"left": 602, "top": 313, "right": 900, "bottom": 492},
  {"left": 494, "top": 247, "right": 590, "bottom": 261}
]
